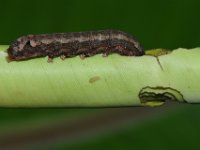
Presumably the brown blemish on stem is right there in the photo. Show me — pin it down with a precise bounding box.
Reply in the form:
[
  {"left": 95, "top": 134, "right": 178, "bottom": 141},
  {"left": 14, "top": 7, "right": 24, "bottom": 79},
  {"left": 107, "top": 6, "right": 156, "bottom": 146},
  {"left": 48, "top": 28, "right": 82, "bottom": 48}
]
[{"left": 89, "top": 76, "right": 101, "bottom": 83}]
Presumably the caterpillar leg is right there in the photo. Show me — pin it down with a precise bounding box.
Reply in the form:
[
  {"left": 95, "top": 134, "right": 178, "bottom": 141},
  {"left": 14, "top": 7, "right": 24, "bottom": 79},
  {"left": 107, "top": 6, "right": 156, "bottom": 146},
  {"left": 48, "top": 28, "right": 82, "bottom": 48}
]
[
  {"left": 60, "top": 55, "right": 66, "bottom": 60},
  {"left": 47, "top": 56, "right": 53, "bottom": 63},
  {"left": 102, "top": 53, "right": 108, "bottom": 57},
  {"left": 79, "top": 54, "right": 86, "bottom": 59}
]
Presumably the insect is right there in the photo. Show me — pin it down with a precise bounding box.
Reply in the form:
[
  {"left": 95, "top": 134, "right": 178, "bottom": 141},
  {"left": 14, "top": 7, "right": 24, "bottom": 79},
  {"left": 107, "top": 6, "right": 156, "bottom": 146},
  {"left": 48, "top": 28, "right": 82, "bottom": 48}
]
[{"left": 7, "top": 30, "right": 144, "bottom": 62}]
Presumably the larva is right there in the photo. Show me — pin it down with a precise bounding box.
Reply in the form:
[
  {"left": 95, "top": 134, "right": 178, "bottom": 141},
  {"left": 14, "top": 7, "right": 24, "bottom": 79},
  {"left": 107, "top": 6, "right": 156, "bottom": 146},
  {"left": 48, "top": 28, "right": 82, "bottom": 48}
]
[{"left": 7, "top": 30, "right": 144, "bottom": 61}]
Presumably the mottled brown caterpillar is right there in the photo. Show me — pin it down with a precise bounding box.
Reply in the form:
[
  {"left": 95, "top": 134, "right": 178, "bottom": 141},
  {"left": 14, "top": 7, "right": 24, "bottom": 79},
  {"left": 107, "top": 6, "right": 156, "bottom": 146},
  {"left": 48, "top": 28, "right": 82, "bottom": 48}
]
[{"left": 7, "top": 30, "right": 144, "bottom": 61}]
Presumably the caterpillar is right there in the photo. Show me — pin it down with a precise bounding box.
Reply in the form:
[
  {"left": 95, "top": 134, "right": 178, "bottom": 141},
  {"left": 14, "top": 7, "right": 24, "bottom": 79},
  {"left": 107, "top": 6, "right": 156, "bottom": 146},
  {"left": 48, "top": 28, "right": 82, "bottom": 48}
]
[{"left": 7, "top": 30, "right": 144, "bottom": 62}]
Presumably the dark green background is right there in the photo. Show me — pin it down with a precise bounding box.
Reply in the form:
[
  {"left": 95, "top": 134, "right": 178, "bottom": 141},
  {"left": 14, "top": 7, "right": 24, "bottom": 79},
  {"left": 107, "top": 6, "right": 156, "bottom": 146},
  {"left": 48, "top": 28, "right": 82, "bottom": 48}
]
[
  {"left": 0, "top": 0, "right": 200, "bottom": 149},
  {"left": 1, "top": 0, "right": 199, "bottom": 49}
]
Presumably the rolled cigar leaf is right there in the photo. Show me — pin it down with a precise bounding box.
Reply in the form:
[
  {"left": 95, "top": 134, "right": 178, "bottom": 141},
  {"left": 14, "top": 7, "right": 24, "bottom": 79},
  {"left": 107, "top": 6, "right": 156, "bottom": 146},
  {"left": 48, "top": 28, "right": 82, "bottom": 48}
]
[{"left": 0, "top": 45, "right": 199, "bottom": 107}]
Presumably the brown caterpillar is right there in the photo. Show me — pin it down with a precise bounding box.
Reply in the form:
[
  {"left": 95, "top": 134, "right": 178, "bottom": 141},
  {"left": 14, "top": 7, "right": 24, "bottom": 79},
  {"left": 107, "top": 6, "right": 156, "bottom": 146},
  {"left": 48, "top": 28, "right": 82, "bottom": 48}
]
[{"left": 7, "top": 30, "right": 144, "bottom": 61}]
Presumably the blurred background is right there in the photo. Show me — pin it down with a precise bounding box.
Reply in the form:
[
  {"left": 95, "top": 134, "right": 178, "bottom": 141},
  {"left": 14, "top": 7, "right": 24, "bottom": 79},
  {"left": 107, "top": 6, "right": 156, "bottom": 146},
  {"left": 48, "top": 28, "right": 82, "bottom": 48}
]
[{"left": 0, "top": 0, "right": 200, "bottom": 149}]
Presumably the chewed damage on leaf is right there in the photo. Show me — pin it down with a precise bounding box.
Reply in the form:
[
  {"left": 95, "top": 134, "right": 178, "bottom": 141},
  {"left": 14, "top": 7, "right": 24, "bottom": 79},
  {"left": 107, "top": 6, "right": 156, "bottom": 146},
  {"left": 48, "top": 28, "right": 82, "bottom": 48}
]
[{"left": 139, "top": 86, "right": 186, "bottom": 107}]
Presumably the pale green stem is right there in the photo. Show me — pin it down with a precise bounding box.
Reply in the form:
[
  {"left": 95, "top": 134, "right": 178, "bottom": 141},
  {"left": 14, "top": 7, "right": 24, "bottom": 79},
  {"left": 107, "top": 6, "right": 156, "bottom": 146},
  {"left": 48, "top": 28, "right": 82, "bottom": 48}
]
[{"left": 0, "top": 45, "right": 199, "bottom": 107}]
